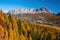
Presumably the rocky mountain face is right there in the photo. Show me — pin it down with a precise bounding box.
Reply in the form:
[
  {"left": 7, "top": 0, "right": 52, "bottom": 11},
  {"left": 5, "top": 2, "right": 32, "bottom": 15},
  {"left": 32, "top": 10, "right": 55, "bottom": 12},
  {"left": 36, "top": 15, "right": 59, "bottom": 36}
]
[
  {"left": 8, "top": 8, "right": 60, "bottom": 26},
  {"left": 35, "top": 7, "right": 51, "bottom": 13},
  {"left": 8, "top": 8, "right": 35, "bottom": 15},
  {"left": 8, "top": 7, "right": 51, "bottom": 15}
]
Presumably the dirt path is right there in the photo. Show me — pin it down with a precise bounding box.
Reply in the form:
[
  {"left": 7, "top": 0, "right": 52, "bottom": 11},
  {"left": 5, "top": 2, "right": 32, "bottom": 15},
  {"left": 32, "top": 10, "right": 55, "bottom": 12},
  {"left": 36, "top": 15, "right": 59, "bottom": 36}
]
[
  {"left": 33, "top": 23, "right": 60, "bottom": 31},
  {"left": 39, "top": 24, "right": 60, "bottom": 30}
]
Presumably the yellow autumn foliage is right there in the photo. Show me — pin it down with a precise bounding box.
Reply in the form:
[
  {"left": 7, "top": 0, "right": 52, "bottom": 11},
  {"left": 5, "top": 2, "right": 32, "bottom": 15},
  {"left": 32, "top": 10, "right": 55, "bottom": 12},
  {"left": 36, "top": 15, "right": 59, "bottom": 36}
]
[{"left": 0, "top": 13, "right": 60, "bottom": 40}]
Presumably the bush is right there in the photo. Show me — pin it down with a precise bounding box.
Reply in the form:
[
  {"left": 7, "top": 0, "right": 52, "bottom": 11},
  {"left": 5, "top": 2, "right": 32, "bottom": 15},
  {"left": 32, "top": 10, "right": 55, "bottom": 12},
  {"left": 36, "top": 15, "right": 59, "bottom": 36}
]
[
  {"left": 46, "top": 32, "right": 52, "bottom": 40},
  {"left": 42, "top": 33, "right": 46, "bottom": 40},
  {"left": 17, "top": 19, "right": 22, "bottom": 35},
  {"left": 8, "top": 14, "right": 12, "bottom": 22}
]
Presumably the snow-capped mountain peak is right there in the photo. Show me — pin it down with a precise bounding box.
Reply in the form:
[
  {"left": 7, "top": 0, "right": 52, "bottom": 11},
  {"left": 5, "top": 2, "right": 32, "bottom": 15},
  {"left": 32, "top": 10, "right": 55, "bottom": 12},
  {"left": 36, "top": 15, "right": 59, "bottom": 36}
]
[{"left": 8, "top": 8, "right": 52, "bottom": 15}]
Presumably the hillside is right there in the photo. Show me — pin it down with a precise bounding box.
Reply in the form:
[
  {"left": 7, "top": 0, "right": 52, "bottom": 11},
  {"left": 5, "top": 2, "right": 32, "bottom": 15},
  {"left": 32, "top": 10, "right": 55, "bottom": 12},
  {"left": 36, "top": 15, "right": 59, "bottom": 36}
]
[
  {"left": 8, "top": 8, "right": 60, "bottom": 26},
  {"left": 15, "top": 12, "right": 60, "bottom": 27},
  {"left": 0, "top": 11, "right": 60, "bottom": 40}
]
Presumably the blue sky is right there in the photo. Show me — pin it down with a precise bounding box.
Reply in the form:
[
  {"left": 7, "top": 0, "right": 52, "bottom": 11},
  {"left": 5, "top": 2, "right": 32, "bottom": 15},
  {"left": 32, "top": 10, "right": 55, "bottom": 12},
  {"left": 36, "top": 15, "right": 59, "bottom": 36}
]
[{"left": 0, "top": 0, "right": 60, "bottom": 13}]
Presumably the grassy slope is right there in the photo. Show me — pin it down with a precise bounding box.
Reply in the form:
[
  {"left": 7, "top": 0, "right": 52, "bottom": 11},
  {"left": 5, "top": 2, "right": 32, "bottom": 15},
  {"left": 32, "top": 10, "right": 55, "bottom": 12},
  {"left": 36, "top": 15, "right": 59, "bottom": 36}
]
[{"left": 0, "top": 12, "right": 60, "bottom": 40}]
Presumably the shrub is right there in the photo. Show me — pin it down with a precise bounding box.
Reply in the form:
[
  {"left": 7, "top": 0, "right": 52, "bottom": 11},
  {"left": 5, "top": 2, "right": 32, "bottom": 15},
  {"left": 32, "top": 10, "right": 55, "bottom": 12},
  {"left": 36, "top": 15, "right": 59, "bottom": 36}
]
[{"left": 46, "top": 32, "right": 52, "bottom": 40}]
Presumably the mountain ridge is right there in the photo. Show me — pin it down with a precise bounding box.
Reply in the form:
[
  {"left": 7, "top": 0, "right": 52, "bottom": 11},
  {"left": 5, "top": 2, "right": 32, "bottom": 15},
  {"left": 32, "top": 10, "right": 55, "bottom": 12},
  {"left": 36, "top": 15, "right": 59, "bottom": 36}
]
[{"left": 8, "top": 7, "right": 52, "bottom": 15}]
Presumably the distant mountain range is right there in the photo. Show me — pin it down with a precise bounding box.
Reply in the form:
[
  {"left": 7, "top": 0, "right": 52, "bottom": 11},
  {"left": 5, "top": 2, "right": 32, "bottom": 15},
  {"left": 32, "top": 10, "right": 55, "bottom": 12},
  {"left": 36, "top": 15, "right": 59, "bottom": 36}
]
[
  {"left": 0, "top": 7, "right": 60, "bottom": 26},
  {"left": 8, "top": 7, "right": 52, "bottom": 15},
  {"left": 7, "top": 8, "right": 60, "bottom": 26}
]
